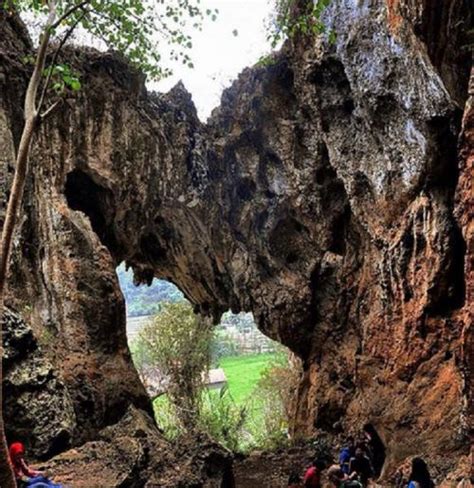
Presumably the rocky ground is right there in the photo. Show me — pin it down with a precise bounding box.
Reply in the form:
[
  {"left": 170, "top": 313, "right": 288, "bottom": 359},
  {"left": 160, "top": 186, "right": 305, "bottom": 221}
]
[
  {"left": 38, "top": 407, "right": 234, "bottom": 488},
  {"left": 233, "top": 443, "right": 472, "bottom": 488},
  {"left": 233, "top": 445, "right": 315, "bottom": 488}
]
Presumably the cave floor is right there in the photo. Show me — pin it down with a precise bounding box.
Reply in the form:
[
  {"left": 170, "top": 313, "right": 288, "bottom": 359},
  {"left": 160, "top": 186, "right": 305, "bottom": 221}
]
[
  {"left": 233, "top": 445, "right": 314, "bottom": 487},
  {"left": 233, "top": 446, "right": 386, "bottom": 487}
]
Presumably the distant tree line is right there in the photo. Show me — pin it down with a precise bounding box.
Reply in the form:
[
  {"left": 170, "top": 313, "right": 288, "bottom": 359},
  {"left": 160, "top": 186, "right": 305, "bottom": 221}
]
[{"left": 117, "top": 264, "right": 184, "bottom": 317}]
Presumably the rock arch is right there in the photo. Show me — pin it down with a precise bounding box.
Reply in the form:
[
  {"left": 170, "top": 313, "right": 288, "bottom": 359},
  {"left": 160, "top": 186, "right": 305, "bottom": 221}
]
[{"left": 0, "top": 0, "right": 472, "bottom": 481}]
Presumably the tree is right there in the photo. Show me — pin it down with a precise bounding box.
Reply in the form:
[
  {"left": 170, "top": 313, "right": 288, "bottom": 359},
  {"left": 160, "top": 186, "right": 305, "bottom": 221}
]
[
  {"left": 0, "top": 2, "right": 215, "bottom": 486},
  {"left": 267, "top": 0, "right": 333, "bottom": 48},
  {"left": 247, "top": 349, "right": 301, "bottom": 449},
  {"left": 137, "top": 302, "right": 213, "bottom": 430},
  {"left": 259, "top": 0, "right": 333, "bottom": 67}
]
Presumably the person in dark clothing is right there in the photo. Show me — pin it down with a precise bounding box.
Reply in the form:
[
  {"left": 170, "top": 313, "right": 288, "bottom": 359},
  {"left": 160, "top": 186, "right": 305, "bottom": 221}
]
[
  {"left": 303, "top": 458, "right": 326, "bottom": 488},
  {"left": 339, "top": 436, "right": 355, "bottom": 474},
  {"left": 348, "top": 444, "right": 373, "bottom": 486},
  {"left": 363, "top": 423, "right": 386, "bottom": 477},
  {"left": 407, "top": 457, "right": 435, "bottom": 488},
  {"left": 327, "top": 465, "right": 363, "bottom": 488}
]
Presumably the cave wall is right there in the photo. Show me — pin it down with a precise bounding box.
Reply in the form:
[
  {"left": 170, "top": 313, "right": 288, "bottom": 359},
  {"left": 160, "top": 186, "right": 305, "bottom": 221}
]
[{"left": 0, "top": 0, "right": 472, "bottom": 481}]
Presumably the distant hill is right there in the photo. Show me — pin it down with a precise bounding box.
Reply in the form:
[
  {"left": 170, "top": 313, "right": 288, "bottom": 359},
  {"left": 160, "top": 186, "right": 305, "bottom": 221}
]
[
  {"left": 116, "top": 264, "right": 184, "bottom": 317},
  {"left": 117, "top": 265, "right": 273, "bottom": 354},
  {"left": 117, "top": 265, "right": 256, "bottom": 332}
]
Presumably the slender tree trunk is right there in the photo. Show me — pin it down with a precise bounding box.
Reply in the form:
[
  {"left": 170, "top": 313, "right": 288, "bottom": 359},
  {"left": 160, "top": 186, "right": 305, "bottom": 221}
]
[
  {"left": 0, "top": 409, "right": 15, "bottom": 488},
  {"left": 0, "top": 114, "right": 36, "bottom": 488},
  {"left": 0, "top": 3, "right": 55, "bottom": 484}
]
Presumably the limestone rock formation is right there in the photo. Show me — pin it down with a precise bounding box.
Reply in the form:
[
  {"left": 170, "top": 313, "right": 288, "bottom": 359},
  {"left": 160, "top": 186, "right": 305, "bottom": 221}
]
[
  {"left": 41, "top": 406, "right": 234, "bottom": 488},
  {"left": 3, "top": 309, "right": 75, "bottom": 458},
  {"left": 0, "top": 0, "right": 472, "bottom": 484}
]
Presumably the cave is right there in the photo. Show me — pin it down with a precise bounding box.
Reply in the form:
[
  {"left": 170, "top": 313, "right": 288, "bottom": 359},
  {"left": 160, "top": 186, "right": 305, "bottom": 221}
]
[
  {"left": 0, "top": 0, "right": 472, "bottom": 486},
  {"left": 363, "top": 423, "right": 386, "bottom": 478},
  {"left": 64, "top": 169, "right": 119, "bottom": 253}
]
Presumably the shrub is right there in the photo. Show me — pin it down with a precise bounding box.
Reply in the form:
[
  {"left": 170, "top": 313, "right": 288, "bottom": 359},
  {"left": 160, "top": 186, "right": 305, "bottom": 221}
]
[
  {"left": 137, "top": 302, "right": 213, "bottom": 429},
  {"left": 198, "top": 387, "right": 247, "bottom": 452},
  {"left": 244, "top": 349, "right": 302, "bottom": 450}
]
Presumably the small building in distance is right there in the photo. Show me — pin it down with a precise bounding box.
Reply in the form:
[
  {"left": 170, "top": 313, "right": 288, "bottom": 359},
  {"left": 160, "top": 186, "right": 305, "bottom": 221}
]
[
  {"left": 203, "top": 368, "right": 227, "bottom": 391},
  {"left": 141, "top": 367, "right": 227, "bottom": 399}
]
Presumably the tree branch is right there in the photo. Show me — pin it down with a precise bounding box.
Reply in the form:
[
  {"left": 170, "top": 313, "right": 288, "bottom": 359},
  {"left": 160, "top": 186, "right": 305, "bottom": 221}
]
[
  {"left": 24, "top": 0, "right": 57, "bottom": 118},
  {"left": 40, "top": 98, "right": 62, "bottom": 119},
  {"left": 50, "top": 0, "right": 91, "bottom": 30},
  {"left": 37, "top": 8, "right": 88, "bottom": 114}
]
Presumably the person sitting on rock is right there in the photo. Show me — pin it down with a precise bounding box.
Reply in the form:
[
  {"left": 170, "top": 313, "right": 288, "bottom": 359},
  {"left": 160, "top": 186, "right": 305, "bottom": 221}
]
[
  {"left": 303, "top": 458, "right": 326, "bottom": 487},
  {"left": 9, "top": 442, "right": 62, "bottom": 488},
  {"left": 338, "top": 436, "right": 355, "bottom": 474},
  {"left": 407, "top": 457, "right": 434, "bottom": 488},
  {"left": 348, "top": 443, "right": 373, "bottom": 486},
  {"left": 327, "top": 465, "right": 363, "bottom": 488}
]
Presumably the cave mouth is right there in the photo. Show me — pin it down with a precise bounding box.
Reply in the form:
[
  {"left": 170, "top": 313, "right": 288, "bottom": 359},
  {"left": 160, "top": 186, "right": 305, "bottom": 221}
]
[
  {"left": 363, "top": 423, "right": 386, "bottom": 478},
  {"left": 64, "top": 169, "right": 119, "bottom": 252},
  {"left": 115, "top": 263, "right": 275, "bottom": 360},
  {"left": 117, "top": 263, "right": 299, "bottom": 451}
]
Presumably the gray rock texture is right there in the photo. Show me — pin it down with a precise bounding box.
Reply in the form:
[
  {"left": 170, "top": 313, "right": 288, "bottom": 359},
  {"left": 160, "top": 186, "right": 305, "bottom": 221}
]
[{"left": 3, "top": 309, "right": 76, "bottom": 458}]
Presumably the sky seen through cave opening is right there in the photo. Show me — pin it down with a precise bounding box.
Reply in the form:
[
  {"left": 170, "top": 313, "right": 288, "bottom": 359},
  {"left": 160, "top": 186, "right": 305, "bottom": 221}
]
[{"left": 152, "top": 0, "right": 273, "bottom": 120}]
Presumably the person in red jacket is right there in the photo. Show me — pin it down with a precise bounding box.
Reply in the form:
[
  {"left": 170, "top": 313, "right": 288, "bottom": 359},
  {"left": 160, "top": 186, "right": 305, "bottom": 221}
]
[
  {"left": 9, "top": 442, "right": 62, "bottom": 487},
  {"left": 9, "top": 442, "right": 43, "bottom": 482},
  {"left": 303, "top": 458, "right": 326, "bottom": 488}
]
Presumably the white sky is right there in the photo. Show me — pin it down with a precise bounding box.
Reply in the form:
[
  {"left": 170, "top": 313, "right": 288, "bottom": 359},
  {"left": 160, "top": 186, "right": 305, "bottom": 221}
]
[
  {"left": 24, "top": 1, "right": 274, "bottom": 121},
  {"left": 151, "top": 0, "right": 274, "bottom": 120}
]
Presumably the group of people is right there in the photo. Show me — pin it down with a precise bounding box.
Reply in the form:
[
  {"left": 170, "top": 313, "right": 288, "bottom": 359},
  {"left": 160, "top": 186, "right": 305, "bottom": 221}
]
[
  {"left": 9, "top": 425, "right": 436, "bottom": 488},
  {"left": 288, "top": 424, "right": 434, "bottom": 488},
  {"left": 9, "top": 442, "right": 62, "bottom": 488}
]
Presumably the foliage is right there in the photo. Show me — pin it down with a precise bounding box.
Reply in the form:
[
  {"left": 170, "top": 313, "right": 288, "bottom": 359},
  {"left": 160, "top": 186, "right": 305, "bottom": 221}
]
[
  {"left": 244, "top": 349, "right": 302, "bottom": 450},
  {"left": 6, "top": 0, "right": 218, "bottom": 80},
  {"left": 132, "top": 338, "right": 295, "bottom": 453},
  {"left": 153, "top": 396, "right": 185, "bottom": 441},
  {"left": 266, "top": 0, "right": 333, "bottom": 49},
  {"left": 198, "top": 387, "right": 247, "bottom": 452},
  {"left": 153, "top": 387, "right": 247, "bottom": 452},
  {"left": 137, "top": 301, "right": 212, "bottom": 428},
  {"left": 259, "top": 350, "right": 301, "bottom": 423},
  {"left": 129, "top": 332, "right": 154, "bottom": 382}
]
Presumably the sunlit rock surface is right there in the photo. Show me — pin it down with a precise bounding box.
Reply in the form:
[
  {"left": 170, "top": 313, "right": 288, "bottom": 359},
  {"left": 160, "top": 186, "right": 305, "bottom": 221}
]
[{"left": 0, "top": 0, "right": 472, "bottom": 483}]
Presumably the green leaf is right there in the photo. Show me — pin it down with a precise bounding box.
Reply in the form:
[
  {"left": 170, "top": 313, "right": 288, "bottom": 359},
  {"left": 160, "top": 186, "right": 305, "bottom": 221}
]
[{"left": 69, "top": 79, "right": 81, "bottom": 91}]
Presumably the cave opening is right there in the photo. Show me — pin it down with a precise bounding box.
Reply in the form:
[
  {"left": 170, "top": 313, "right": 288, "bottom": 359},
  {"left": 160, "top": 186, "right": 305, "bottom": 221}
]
[
  {"left": 363, "top": 423, "right": 386, "bottom": 478},
  {"left": 64, "top": 169, "right": 119, "bottom": 252},
  {"left": 115, "top": 263, "right": 277, "bottom": 393},
  {"left": 115, "top": 263, "right": 293, "bottom": 454}
]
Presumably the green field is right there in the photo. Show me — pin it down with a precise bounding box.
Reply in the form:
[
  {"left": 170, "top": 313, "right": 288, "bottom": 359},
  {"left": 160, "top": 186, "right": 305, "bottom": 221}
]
[
  {"left": 218, "top": 353, "right": 276, "bottom": 406},
  {"left": 152, "top": 352, "right": 283, "bottom": 450}
]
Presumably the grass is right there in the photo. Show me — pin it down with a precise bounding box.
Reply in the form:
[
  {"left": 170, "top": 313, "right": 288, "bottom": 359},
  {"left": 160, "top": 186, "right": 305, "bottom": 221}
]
[
  {"left": 218, "top": 353, "right": 277, "bottom": 406},
  {"left": 152, "top": 352, "right": 283, "bottom": 450},
  {"left": 153, "top": 353, "right": 277, "bottom": 410}
]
